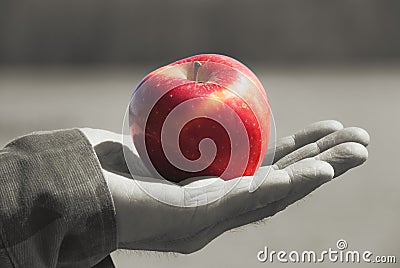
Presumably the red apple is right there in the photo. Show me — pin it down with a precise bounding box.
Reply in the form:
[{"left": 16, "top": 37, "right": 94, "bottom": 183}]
[{"left": 129, "top": 54, "right": 270, "bottom": 183}]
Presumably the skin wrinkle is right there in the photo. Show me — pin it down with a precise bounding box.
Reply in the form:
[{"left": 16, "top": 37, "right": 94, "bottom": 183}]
[
  {"left": 315, "top": 142, "right": 368, "bottom": 177},
  {"left": 232, "top": 171, "right": 291, "bottom": 215},
  {"left": 275, "top": 143, "right": 321, "bottom": 169}
]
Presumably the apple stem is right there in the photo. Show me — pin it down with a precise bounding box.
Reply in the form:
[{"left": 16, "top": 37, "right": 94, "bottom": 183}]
[{"left": 194, "top": 61, "right": 202, "bottom": 82}]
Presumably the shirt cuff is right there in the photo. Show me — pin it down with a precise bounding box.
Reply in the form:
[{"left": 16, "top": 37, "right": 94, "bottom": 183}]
[{"left": 0, "top": 129, "right": 117, "bottom": 267}]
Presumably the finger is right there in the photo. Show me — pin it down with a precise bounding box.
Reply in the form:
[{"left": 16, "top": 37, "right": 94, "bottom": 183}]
[
  {"left": 264, "top": 120, "right": 343, "bottom": 165},
  {"left": 79, "top": 128, "right": 122, "bottom": 146},
  {"left": 314, "top": 142, "right": 368, "bottom": 177},
  {"left": 284, "top": 159, "right": 334, "bottom": 195},
  {"left": 274, "top": 127, "right": 369, "bottom": 169}
]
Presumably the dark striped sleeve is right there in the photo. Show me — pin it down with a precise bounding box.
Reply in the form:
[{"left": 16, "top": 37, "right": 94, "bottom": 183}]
[{"left": 0, "top": 129, "right": 117, "bottom": 267}]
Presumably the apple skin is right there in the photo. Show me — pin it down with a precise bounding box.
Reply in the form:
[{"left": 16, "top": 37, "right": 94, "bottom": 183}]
[{"left": 129, "top": 54, "right": 270, "bottom": 183}]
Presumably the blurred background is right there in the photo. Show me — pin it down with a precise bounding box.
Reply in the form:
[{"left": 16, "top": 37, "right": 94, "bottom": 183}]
[
  {"left": 1, "top": 0, "right": 400, "bottom": 65},
  {"left": 0, "top": 0, "right": 399, "bottom": 267}
]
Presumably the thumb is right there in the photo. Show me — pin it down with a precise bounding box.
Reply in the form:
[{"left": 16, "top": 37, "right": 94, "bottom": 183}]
[{"left": 79, "top": 128, "right": 122, "bottom": 147}]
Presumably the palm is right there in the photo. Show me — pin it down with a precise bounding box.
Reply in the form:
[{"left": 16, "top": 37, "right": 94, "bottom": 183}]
[{"left": 82, "top": 120, "right": 369, "bottom": 253}]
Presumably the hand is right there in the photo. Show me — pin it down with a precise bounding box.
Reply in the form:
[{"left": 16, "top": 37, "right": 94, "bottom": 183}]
[{"left": 80, "top": 120, "right": 369, "bottom": 254}]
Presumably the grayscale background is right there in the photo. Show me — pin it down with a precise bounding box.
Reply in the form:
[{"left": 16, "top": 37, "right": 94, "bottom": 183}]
[{"left": 0, "top": 0, "right": 398, "bottom": 267}]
